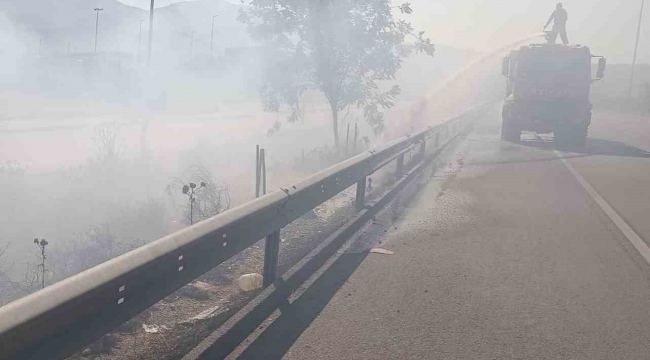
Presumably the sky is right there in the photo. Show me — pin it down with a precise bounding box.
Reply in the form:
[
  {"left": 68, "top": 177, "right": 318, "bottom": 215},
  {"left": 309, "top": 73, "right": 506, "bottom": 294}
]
[{"left": 116, "top": 0, "right": 648, "bottom": 64}]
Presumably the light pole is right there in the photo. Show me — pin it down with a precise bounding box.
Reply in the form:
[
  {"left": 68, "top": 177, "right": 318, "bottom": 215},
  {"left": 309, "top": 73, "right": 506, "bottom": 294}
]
[
  {"left": 138, "top": 19, "right": 144, "bottom": 65},
  {"left": 190, "top": 30, "right": 195, "bottom": 58},
  {"left": 628, "top": 0, "right": 646, "bottom": 99},
  {"left": 94, "top": 8, "right": 103, "bottom": 53},
  {"left": 211, "top": 15, "right": 218, "bottom": 57},
  {"left": 147, "top": 0, "right": 155, "bottom": 66}
]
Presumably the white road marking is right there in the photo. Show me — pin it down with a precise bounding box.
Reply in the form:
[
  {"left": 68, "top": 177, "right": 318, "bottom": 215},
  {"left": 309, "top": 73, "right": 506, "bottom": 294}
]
[{"left": 556, "top": 151, "right": 650, "bottom": 265}]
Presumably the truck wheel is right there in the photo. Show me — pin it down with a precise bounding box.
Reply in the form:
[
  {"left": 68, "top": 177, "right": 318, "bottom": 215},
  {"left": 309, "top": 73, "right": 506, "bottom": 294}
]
[
  {"left": 555, "top": 127, "right": 587, "bottom": 148},
  {"left": 567, "top": 112, "right": 591, "bottom": 148},
  {"left": 572, "top": 128, "right": 587, "bottom": 147},
  {"left": 554, "top": 131, "right": 569, "bottom": 147},
  {"left": 501, "top": 107, "right": 520, "bottom": 142},
  {"left": 554, "top": 131, "right": 575, "bottom": 147},
  {"left": 501, "top": 124, "right": 520, "bottom": 142}
]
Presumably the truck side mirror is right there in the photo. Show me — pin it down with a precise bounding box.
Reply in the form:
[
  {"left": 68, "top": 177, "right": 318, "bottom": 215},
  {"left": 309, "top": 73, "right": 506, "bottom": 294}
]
[
  {"left": 597, "top": 57, "right": 607, "bottom": 79},
  {"left": 502, "top": 56, "right": 510, "bottom": 77}
]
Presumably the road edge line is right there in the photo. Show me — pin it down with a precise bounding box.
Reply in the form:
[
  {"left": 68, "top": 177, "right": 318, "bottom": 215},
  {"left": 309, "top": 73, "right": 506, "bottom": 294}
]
[{"left": 555, "top": 151, "right": 650, "bottom": 265}]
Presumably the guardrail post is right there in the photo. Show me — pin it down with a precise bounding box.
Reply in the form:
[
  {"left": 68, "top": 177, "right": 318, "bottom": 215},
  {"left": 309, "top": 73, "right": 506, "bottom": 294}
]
[
  {"left": 420, "top": 139, "right": 426, "bottom": 158},
  {"left": 355, "top": 177, "right": 366, "bottom": 211},
  {"left": 396, "top": 153, "right": 404, "bottom": 176},
  {"left": 263, "top": 230, "right": 281, "bottom": 287},
  {"left": 255, "top": 145, "right": 260, "bottom": 198}
]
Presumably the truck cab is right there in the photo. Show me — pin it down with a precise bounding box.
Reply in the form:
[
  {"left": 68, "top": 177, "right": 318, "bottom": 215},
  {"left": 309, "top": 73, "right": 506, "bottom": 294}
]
[{"left": 501, "top": 43, "right": 606, "bottom": 146}]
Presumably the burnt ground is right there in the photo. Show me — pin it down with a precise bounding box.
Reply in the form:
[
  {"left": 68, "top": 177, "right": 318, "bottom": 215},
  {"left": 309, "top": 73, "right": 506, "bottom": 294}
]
[{"left": 68, "top": 149, "right": 418, "bottom": 360}]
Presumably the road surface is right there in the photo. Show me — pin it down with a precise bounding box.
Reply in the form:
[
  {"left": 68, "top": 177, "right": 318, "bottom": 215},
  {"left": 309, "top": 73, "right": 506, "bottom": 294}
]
[{"left": 232, "top": 108, "right": 650, "bottom": 359}]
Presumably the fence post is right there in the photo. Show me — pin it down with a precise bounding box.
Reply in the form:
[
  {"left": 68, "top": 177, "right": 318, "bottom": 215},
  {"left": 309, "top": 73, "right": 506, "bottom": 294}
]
[
  {"left": 396, "top": 153, "right": 404, "bottom": 176},
  {"left": 260, "top": 149, "right": 267, "bottom": 195},
  {"left": 420, "top": 139, "right": 426, "bottom": 158},
  {"left": 263, "top": 230, "right": 281, "bottom": 287},
  {"left": 255, "top": 145, "right": 260, "bottom": 198},
  {"left": 353, "top": 123, "right": 358, "bottom": 154},
  {"left": 355, "top": 177, "right": 366, "bottom": 211},
  {"left": 346, "top": 123, "right": 350, "bottom": 157}
]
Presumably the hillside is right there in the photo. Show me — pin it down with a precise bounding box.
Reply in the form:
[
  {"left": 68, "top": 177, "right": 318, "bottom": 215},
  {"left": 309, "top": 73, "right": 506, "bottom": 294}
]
[
  {"left": 0, "top": 0, "right": 246, "bottom": 58},
  {"left": 0, "top": 0, "right": 485, "bottom": 118}
]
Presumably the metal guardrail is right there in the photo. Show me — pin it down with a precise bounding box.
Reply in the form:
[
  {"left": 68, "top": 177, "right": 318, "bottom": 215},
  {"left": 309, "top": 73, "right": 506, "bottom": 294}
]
[{"left": 0, "top": 103, "right": 489, "bottom": 360}]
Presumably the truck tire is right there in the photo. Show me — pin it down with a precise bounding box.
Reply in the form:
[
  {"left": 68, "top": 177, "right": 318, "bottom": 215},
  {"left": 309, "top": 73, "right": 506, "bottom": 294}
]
[
  {"left": 575, "top": 111, "right": 592, "bottom": 147},
  {"left": 572, "top": 126, "right": 588, "bottom": 147},
  {"left": 501, "top": 105, "right": 520, "bottom": 142},
  {"left": 556, "top": 110, "right": 590, "bottom": 148},
  {"left": 554, "top": 126, "right": 587, "bottom": 148}
]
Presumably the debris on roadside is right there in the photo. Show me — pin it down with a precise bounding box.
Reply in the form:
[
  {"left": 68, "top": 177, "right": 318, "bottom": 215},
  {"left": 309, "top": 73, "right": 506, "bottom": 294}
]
[
  {"left": 238, "top": 273, "right": 263, "bottom": 291},
  {"left": 370, "top": 248, "right": 394, "bottom": 255},
  {"left": 142, "top": 324, "right": 161, "bottom": 334},
  {"left": 142, "top": 324, "right": 172, "bottom": 334}
]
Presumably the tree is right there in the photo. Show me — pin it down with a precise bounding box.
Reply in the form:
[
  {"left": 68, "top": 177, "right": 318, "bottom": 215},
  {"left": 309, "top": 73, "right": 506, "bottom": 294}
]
[{"left": 239, "top": 0, "right": 435, "bottom": 149}]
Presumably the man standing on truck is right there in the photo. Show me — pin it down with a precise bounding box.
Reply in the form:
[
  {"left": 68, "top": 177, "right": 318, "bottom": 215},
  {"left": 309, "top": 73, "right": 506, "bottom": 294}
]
[{"left": 544, "top": 3, "right": 569, "bottom": 45}]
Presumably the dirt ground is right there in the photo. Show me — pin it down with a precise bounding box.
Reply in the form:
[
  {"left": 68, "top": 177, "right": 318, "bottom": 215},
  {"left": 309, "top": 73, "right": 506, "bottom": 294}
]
[{"left": 69, "top": 150, "right": 411, "bottom": 360}]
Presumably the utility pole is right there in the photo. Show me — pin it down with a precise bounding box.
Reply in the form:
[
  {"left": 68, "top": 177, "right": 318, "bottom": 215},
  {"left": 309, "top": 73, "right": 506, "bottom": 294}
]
[
  {"left": 629, "top": 0, "right": 646, "bottom": 99},
  {"left": 211, "top": 15, "right": 218, "bottom": 57},
  {"left": 147, "top": 0, "right": 155, "bottom": 66},
  {"left": 190, "top": 30, "right": 195, "bottom": 58},
  {"left": 138, "top": 20, "right": 144, "bottom": 65},
  {"left": 94, "top": 8, "right": 103, "bottom": 53}
]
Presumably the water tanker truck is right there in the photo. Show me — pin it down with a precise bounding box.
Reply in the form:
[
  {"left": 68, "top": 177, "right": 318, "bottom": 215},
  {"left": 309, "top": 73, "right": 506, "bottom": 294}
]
[{"left": 501, "top": 39, "right": 607, "bottom": 146}]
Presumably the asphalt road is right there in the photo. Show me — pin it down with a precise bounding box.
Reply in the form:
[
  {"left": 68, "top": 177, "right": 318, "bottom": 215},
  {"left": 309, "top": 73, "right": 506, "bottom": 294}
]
[{"left": 235, "top": 109, "right": 650, "bottom": 359}]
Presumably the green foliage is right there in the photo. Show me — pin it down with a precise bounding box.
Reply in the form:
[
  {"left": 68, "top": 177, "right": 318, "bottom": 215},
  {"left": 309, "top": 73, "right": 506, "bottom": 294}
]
[{"left": 239, "top": 0, "right": 435, "bottom": 146}]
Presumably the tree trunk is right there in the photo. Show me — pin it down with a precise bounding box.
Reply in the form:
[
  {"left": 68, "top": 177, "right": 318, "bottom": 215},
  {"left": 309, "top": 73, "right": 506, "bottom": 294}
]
[{"left": 330, "top": 102, "right": 340, "bottom": 150}]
